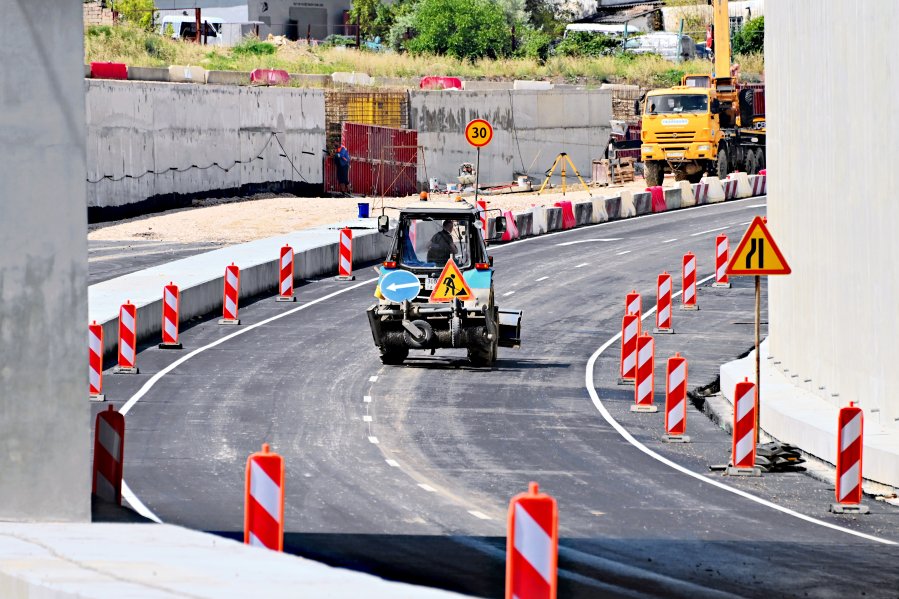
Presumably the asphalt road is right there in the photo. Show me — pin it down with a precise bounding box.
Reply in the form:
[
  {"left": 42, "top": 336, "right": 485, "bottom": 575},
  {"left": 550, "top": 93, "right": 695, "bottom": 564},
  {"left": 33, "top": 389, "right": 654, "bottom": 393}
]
[{"left": 97, "top": 197, "right": 899, "bottom": 598}]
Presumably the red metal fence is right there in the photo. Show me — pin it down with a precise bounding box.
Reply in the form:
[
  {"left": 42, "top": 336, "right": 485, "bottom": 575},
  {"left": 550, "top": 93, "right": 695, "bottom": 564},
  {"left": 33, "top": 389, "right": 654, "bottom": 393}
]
[{"left": 324, "top": 123, "right": 418, "bottom": 197}]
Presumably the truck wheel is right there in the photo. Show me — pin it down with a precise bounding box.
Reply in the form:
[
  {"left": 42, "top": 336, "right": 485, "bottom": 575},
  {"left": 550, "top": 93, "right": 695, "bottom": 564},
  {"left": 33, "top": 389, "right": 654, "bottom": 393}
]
[
  {"left": 379, "top": 346, "right": 408, "bottom": 365},
  {"left": 468, "top": 338, "right": 497, "bottom": 367},
  {"left": 644, "top": 161, "right": 664, "bottom": 187},
  {"left": 755, "top": 148, "right": 765, "bottom": 171},
  {"left": 715, "top": 148, "right": 729, "bottom": 179},
  {"left": 745, "top": 149, "right": 759, "bottom": 175}
]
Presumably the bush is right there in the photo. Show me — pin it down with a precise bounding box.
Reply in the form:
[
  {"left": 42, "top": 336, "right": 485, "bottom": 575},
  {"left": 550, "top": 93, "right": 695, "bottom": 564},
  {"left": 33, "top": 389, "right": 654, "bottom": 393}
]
[
  {"left": 109, "top": 0, "right": 154, "bottom": 30},
  {"left": 406, "top": 0, "right": 511, "bottom": 59},
  {"left": 554, "top": 31, "right": 620, "bottom": 57},
  {"left": 733, "top": 16, "right": 763, "bottom": 54},
  {"left": 517, "top": 27, "right": 553, "bottom": 62},
  {"left": 232, "top": 38, "right": 277, "bottom": 56}
]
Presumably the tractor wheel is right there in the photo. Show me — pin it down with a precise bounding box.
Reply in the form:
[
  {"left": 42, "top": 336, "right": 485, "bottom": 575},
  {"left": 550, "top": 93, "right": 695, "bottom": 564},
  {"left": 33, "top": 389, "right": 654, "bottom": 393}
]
[
  {"left": 645, "top": 161, "right": 664, "bottom": 187},
  {"left": 379, "top": 345, "right": 409, "bottom": 365}
]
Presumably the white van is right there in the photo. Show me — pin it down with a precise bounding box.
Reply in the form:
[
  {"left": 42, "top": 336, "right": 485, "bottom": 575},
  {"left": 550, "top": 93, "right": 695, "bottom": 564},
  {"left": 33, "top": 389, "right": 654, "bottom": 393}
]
[
  {"left": 158, "top": 15, "right": 225, "bottom": 44},
  {"left": 624, "top": 32, "right": 696, "bottom": 62}
]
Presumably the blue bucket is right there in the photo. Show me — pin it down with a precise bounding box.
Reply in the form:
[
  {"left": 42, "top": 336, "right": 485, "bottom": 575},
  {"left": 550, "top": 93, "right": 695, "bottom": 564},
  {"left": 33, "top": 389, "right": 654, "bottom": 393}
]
[{"left": 357, "top": 202, "right": 370, "bottom": 218}]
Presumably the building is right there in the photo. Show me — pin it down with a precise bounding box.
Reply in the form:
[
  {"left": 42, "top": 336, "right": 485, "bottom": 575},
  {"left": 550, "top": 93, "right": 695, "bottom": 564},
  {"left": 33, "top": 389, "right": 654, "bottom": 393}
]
[{"left": 248, "top": 0, "right": 353, "bottom": 40}]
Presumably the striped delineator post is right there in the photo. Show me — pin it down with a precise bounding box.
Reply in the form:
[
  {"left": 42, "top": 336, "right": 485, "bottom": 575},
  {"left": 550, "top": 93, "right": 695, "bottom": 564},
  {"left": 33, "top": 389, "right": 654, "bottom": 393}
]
[
  {"left": 681, "top": 253, "right": 698, "bottom": 310},
  {"left": 115, "top": 301, "right": 139, "bottom": 374},
  {"left": 830, "top": 403, "right": 868, "bottom": 514},
  {"left": 336, "top": 227, "right": 355, "bottom": 281},
  {"left": 618, "top": 313, "right": 640, "bottom": 385},
  {"left": 625, "top": 290, "right": 641, "bottom": 319},
  {"left": 159, "top": 282, "right": 182, "bottom": 349},
  {"left": 713, "top": 234, "right": 731, "bottom": 288},
  {"left": 727, "top": 378, "right": 761, "bottom": 476},
  {"left": 631, "top": 333, "right": 657, "bottom": 413},
  {"left": 654, "top": 272, "right": 674, "bottom": 334},
  {"left": 92, "top": 406, "right": 125, "bottom": 504},
  {"left": 477, "top": 200, "right": 488, "bottom": 240},
  {"left": 277, "top": 245, "right": 296, "bottom": 302},
  {"left": 663, "top": 353, "right": 690, "bottom": 442},
  {"left": 89, "top": 321, "right": 105, "bottom": 401},
  {"left": 220, "top": 263, "right": 241, "bottom": 325},
  {"left": 244, "top": 443, "right": 285, "bottom": 551},
  {"left": 506, "top": 482, "right": 558, "bottom": 599}
]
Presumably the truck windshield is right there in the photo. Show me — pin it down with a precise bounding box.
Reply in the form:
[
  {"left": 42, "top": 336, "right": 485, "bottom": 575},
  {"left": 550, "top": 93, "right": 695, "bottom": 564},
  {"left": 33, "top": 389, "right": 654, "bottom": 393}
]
[
  {"left": 400, "top": 218, "right": 471, "bottom": 270},
  {"left": 646, "top": 94, "right": 708, "bottom": 114}
]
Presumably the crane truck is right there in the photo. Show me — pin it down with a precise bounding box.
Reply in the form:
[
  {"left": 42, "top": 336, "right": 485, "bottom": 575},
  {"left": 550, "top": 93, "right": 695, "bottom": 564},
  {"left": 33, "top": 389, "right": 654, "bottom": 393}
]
[{"left": 639, "top": 0, "right": 766, "bottom": 186}]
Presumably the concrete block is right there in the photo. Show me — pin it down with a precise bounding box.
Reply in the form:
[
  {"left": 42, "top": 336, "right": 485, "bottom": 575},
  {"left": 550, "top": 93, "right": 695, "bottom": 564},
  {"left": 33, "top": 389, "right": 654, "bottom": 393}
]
[
  {"left": 604, "top": 196, "right": 621, "bottom": 221},
  {"left": 290, "top": 73, "right": 331, "bottom": 87},
  {"left": 734, "top": 171, "right": 753, "bottom": 198},
  {"left": 664, "top": 186, "right": 683, "bottom": 210},
  {"left": 632, "top": 191, "right": 652, "bottom": 216},
  {"left": 168, "top": 65, "right": 206, "bottom": 84},
  {"left": 530, "top": 206, "right": 548, "bottom": 234},
  {"left": 678, "top": 181, "right": 697, "bottom": 207},
  {"left": 701, "top": 176, "right": 726, "bottom": 203},
  {"left": 206, "top": 70, "right": 252, "bottom": 85},
  {"left": 332, "top": 72, "right": 372, "bottom": 86},
  {"left": 591, "top": 197, "right": 609, "bottom": 223},
  {"left": 513, "top": 80, "right": 553, "bottom": 90},
  {"left": 574, "top": 201, "right": 593, "bottom": 226},
  {"left": 546, "top": 207, "right": 563, "bottom": 231},
  {"left": 128, "top": 66, "right": 170, "bottom": 82},
  {"left": 462, "top": 80, "right": 514, "bottom": 91},
  {"left": 749, "top": 173, "right": 767, "bottom": 196},
  {"left": 84, "top": 63, "right": 91, "bottom": 78},
  {"left": 372, "top": 76, "right": 418, "bottom": 88},
  {"left": 514, "top": 211, "right": 533, "bottom": 237}
]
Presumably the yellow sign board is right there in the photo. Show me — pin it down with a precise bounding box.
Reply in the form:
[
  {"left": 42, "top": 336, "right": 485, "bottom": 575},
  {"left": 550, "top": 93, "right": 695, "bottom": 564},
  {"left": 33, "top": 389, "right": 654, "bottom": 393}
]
[
  {"left": 465, "top": 119, "right": 493, "bottom": 148},
  {"left": 429, "top": 259, "right": 474, "bottom": 302},
  {"left": 726, "top": 216, "right": 792, "bottom": 276}
]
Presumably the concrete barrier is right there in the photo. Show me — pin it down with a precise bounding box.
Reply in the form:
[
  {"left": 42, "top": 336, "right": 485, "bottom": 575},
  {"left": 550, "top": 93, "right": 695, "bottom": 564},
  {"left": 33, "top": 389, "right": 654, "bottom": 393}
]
[
  {"left": 515, "top": 211, "right": 533, "bottom": 237},
  {"left": 289, "top": 73, "right": 331, "bottom": 87},
  {"left": 734, "top": 172, "right": 753, "bottom": 198},
  {"left": 590, "top": 197, "right": 609, "bottom": 223},
  {"left": 619, "top": 191, "right": 636, "bottom": 218},
  {"left": 633, "top": 191, "right": 652, "bottom": 216},
  {"left": 605, "top": 196, "right": 621, "bottom": 221},
  {"left": 554, "top": 201, "right": 576, "bottom": 229},
  {"left": 546, "top": 207, "right": 563, "bottom": 231},
  {"left": 206, "top": 70, "right": 252, "bottom": 85},
  {"left": 127, "top": 66, "right": 170, "bottom": 82},
  {"left": 574, "top": 201, "right": 593, "bottom": 226},
  {"left": 646, "top": 186, "right": 666, "bottom": 213},
  {"left": 168, "top": 65, "right": 206, "bottom": 84},
  {"left": 749, "top": 173, "right": 767, "bottom": 195},
  {"left": 332, "top": 72, "right": 372, "bottom": 86},
  {"left": 664, "top": 186, "right": 682, "bottom": 211},
  {"left": 701, "top": 176, "right": 726, "bottom": 203},
  {"left": 513, "top": 80, "right": 553, "bottom": 90},
  {"left": 678, "top": 181, "right": 697, "bottom": 207},
  {"left": 530, "top": 206, "right": 548, "bottom": 234}
]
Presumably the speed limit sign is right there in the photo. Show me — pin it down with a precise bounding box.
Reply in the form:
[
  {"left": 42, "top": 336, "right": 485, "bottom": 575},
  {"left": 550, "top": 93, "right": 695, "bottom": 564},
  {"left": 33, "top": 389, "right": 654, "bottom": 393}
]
[{"left": 465, "top": 119, "right": 493, "bottom": 148}]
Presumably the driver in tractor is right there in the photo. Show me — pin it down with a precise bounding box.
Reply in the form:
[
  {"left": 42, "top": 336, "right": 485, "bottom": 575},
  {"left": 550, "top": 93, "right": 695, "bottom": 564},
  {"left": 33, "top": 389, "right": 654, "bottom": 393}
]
[{"left": 426, "top": 220, "right": 458, "bottom": 265}]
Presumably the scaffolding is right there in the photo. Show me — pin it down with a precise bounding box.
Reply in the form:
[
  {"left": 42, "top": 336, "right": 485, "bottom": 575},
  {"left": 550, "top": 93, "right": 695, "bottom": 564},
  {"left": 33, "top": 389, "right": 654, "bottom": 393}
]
[{"left": 324, "top": 89, "right": 410, "bottom": 150}]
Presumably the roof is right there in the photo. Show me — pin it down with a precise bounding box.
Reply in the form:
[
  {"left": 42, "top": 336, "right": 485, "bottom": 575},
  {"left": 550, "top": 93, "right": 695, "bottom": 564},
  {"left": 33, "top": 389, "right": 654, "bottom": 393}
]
[
  {"left": 575, "top": 2, "right": 662, "bottom": 25},
  {"left": 399, "top": 200, "right": 477, "bottom": 214}
]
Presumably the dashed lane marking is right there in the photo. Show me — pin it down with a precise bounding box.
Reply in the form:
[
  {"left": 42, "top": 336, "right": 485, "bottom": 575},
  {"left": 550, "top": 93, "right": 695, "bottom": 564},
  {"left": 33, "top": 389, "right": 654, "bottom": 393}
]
[
  {"left": 662, "top": 238, "right": 678, "bottom": 244},
  {"left": 503, "top": 290, "right": 516, "bottom": 297},
  {"left": 368, "top": 436, "right": 380, "bottom": 444},
  {"left": 363, "top": 395, "right": 372, "bottom": 403},
  {"left": 385, "top": 459, "right": 400, "bottom": 467},
  {"left": 536, "top": 276, "right": 549, "bottom": 282},
  {"left": 369, "top": 375, "right": 378, "bottom": 382},
  {"left": 468, "top": 510, "right": 491, "bottom": 520},
  {"left": 363, "top": 415, "right": 372, "bottom": 422},
  {"left": 575, "top": 262, "right": 589, "bottom": 268},
  {"left": 418, "top": 484, "right": 436, "bottom": 493},
  {"left": 616, "top": 250, "right": 632, "bottom": 256},
  {"left": 690, "top": 225, "right": 729, "bottom": 237}
]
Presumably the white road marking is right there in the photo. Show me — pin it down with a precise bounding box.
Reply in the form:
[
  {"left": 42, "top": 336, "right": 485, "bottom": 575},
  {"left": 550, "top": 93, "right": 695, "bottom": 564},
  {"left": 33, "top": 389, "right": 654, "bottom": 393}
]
[
  {"left": 616, "top": 250, "right": 632, "bottom": 256},
  {"left": 503, "top": 290, "right": 516, "bottom": 297},
  {"left": 738, "top": 221, "right": 752, "bottom": 226},
  {"left": 385, "top": 459, "right": 400, "bottom": 467},
  {"left": 662, "top": 238, "right": 678, "bottom": 244},
  {"left": 584, "top": 273, "right": 897, "bottom": 547},
  {"left": 418, "top": 484, "right": 436, "bottom": 492},
  {"left": 690, "top": 225, "right": 729, "bottom": 237},
  {"left": 747, "top": 204, "right": 766, "bottom": 208},
  {"left": 468, "top": 510, "right": 491, "bottom": 520},
  {"left": 369, "top": 375, "right": 378, "bottom": 382},
  {"left": 368, "top": 436, "right": 379, "bottom": 444},
  {"left": 363, "top": 395, "right": 372, "bottom": 403},
  {"left": 555, "top": 238, "right": 622, "bottom": 247},
  {"left": 575, "top": 262, "right": 589, "bottom": 268},
  {"left": 363, "top": 415, "right": 372, "bottom": 422},
  {"left": 536, "top": 276, "right": 549, "bottom": 282}
]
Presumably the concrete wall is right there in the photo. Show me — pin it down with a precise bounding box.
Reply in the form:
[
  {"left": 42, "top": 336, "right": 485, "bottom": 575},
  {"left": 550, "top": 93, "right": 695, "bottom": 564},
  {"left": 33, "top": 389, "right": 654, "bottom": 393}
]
[
  {"left": 767, "top": 2, "right": 899, "bottom": 430},
  {"left": 0, "top": 0, "right": 89, "bottom": 521},
  {"left": 86, "top": 80, "right": 325, "bottom": 218},
  {"left": 410, "top": 89, "right": 612, "bottom": 188}
]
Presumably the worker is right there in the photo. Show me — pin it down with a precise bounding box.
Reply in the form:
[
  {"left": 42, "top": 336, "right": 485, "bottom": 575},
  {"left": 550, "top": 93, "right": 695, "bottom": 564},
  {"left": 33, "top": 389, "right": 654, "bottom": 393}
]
[
  {"left": 334, "top": 142, "right": 351, "bottom": 196},
  {"left": 426, "top": 220, "right": 458, "bottom": 265}
]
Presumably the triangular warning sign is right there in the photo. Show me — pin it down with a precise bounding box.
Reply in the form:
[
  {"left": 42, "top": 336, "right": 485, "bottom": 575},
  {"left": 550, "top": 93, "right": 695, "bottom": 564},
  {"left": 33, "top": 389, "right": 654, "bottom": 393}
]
[
  {"left": 726, "top": 216, "right": 792, "bottom": 276},
  {"left": 429, "top": 259, "right": 473, "bottom": 302}
]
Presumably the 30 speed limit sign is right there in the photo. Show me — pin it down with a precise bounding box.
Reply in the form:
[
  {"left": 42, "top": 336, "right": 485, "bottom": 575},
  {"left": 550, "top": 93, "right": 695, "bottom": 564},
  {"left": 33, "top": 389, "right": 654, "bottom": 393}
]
[{"left": 465, "top": 119, "right": 493, "bottom": 147}]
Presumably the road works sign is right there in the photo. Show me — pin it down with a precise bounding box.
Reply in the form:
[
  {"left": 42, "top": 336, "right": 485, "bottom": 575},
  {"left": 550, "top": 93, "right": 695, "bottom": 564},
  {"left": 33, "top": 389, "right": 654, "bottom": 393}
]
[
  {"left": 726, "top": 216, "right": 791, "bottom": 276},
  {"left": 465, "top": 119, "right": 493, "bottom": 148},
  {"left": 380, "top": 269, "right": 421, "bottom": 303},
  {"left": 429, "top": 259, "right": 474, "bottom": 302}
]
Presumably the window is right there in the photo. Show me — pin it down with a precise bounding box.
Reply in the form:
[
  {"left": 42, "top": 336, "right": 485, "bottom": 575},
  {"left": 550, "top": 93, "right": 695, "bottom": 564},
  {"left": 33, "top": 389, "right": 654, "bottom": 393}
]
[
  {"left": 400, "top": 218, "right": 471, "bottom": 269},
  {"left": 646, "top": 94, "right": 709, "bottom": 115}
]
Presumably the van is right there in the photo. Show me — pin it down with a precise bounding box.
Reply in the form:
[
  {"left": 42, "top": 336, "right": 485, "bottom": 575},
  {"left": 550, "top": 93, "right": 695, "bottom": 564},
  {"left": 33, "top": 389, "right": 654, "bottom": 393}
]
[
  {"left": 158, "top": 15, "right": 225, "bottom": 44},
  {"left": 563, "top": 23, "right": 645, "bottom": 38},
  {"left": 624, "top": 32, "right": 696, "bottom": 62}
]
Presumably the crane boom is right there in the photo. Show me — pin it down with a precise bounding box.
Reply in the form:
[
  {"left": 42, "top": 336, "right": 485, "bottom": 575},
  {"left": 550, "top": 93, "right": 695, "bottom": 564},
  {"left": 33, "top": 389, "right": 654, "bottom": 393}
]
[{"left": 712, "top": 0, "right": 731, "bottom": 80}]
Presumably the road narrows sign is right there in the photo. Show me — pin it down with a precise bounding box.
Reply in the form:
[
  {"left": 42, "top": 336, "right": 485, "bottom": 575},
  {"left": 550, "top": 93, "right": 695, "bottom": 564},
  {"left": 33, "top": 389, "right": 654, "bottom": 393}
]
[
  {"left": 465, "top": 119, "right": 493, "bottom": 148},
  {"left": 726, "top": 216, "right": 791, "bottom": 276},
  {"left": 429, "top": 259, "right": 474, "bottom": 302}
]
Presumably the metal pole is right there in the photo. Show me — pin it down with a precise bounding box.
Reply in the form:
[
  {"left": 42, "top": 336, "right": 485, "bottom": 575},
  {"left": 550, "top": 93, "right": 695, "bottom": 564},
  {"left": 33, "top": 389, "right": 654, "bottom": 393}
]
[
  {"left": 194, "top": 8, "right": 201, "bottom": 44},
  {"left": 755, "top": 274, "right": 761, "bottom": 444},
  {"left": 474, "top": 147, "right": 481, "bottom": 205}
]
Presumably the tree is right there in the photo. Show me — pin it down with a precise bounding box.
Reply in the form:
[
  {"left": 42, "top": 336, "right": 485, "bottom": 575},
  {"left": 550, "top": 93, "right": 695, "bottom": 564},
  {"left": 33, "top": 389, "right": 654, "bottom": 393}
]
[
  {"left": 110, "top": 0, "right": 154, "bottom": 30},
  {"left": 406, "top": 0, "right": 511, "bottom": 59},
  {"left": 349, "top": 0, "right": 399, "bottom": 41},
  {"left": 733, "top": 16, "right": 763, "bottom": 54}
]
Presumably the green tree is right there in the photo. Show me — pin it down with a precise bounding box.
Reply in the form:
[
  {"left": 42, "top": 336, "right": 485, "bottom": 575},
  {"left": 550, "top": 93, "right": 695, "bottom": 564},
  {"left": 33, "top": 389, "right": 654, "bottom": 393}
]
[
  {"left": 406, "top": 0, "right": 511, "bottom": 59},
  {"left": 733, "top": 16, "right": 763, "bottom": 54},
  {"left": 110, "top": 0, "right": 154, "bottom": 30}
]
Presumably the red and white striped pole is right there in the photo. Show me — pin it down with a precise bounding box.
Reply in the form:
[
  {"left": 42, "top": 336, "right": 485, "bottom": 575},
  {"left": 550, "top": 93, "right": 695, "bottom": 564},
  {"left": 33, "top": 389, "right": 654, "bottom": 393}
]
[
  {"left": 220, "top": 263, "right": 241, "bottom": 325},
  {"left": 92, "top": 405, "right": 125, "bottom": 504},
  {"left": 713, "top": 234, "right": 731, "bottom": 288},
  {"left": 625, "top": 290, "right": 641, "bottom": 320},
  {"left": 632, "top": 333, "right": 657, "bottom": 413},
  {"left": 831, "top": 403, "right": 867, "bottom": 513},
  {"left": 663, "top": 353, "right": 690, "bottom": 442},
  {"left": 244, "top": 443, "right": 285, "bottom": 551},
  {"left": 277, "top": 245, "right": 296, "bottom": 302},
  {"left": 159, "top": 282, "right": 182, "bottom": 349},
  {"left": 336, "top": 227, "right": 355, "bottom": 281},
  {"left": 115, "top": 301, "right": 139, "bottom": 374},
  {"left": 654, "top": 272, "right": 674, "bottom": 334},
  {"left": 478, "top": 200, "right": 488, "bottom": 241},
  {"left": 618, "top": 313, "right": 640, "bottom": 385},
  {"left": 506, "top": 482, "right": 558, "bottom": 599},
  {"left": 727, "top": 378, "right": 760, "bottom": 476},
  {"left": 681, "top": 253, "right": 698, "bottom": 310},
  {"left": 89, "top": 321, "right": 105, "bottom": 401}
]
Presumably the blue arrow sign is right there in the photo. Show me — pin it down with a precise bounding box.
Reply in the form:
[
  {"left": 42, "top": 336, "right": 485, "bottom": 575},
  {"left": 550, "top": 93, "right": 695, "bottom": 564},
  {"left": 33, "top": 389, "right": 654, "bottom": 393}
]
[{"left": 380, "top": 269, "right": 421, "bottom": 303}]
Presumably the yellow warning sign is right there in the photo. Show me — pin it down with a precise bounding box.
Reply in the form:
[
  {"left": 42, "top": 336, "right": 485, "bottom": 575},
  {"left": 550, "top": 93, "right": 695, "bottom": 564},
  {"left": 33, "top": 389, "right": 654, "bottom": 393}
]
[
  {"left": 726, "top": 216, "right": 792, "bottom": 276},
  {"left": 429, "top": 259, "right": 474, "bottom": 302}
]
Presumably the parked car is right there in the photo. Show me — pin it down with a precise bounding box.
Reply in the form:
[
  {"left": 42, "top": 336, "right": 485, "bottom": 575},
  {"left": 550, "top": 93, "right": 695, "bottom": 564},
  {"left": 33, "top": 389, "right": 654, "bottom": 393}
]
[{"left": 623, "top": 32, "right": 696, "bottom": 62}]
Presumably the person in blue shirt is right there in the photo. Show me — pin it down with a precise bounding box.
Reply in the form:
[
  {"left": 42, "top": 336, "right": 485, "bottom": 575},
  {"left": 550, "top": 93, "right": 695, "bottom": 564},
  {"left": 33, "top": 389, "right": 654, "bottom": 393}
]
[{"left": 334, "top": 143, "right": 351, "bottom": 195}]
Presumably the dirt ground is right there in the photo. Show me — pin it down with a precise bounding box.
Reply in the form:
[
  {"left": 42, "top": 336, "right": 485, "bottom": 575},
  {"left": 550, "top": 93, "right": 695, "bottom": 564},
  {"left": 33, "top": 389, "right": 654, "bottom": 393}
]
[{"left": 87, "top": 179, "right": 655, "bottom": 245}]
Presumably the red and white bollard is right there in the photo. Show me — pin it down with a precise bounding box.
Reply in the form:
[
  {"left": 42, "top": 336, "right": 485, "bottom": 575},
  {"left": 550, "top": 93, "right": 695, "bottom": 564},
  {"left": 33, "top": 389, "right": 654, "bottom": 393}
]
[
  {"left": 713, "top": 234, "right": 731, "bottom": 288},
  {"left": 664, "top": 353, "right": 690, "bottom": 442},
  {"left": 89, "top": 321, "right": 105, "bottom": 401},
  {"left": 654, "top": 272, "right": 674, "bottom": 334},
  {"left": 681, "top": 253, "right": 698, "bottom": 310},
  {"left": 830, "top": 403, "right": 868, "bottom": 513},
  {"left": 625, "top": 290, "right": 641, "bottom": 319},
  {"left": 727, "top": 378, "right": 760, "bottom": 476},
  {"left": 159, "top": 282, "right": 182, "bottom": 349},
  {"left": 115, "top": 301, "right": 139, "bottom": 374},
  {"left": 618, "top": 313, "right": 640, "bottom": 385},
  {"left": 336, "top": 227, "right": 355, "bottom": 281},
  {"left": 506, "top": 482, "right": 558, "bottom": 599},
  {"left": 92, "top": 405, "right": 125, "bottom": 504},
  {"left": 478, "top": 200, "right": 488, "bottom": 240},
  {"left": 632, "top": 333, "right": 657, "bottom": 412},
  {"left": 277, "top": 245, "right": 296, "bottom": 302},
  {"left": 220, "top": 263, "right": 241, "bottom": 325},
  {"left": 244, "top": 443, "right": 285, "bottom": 551}
]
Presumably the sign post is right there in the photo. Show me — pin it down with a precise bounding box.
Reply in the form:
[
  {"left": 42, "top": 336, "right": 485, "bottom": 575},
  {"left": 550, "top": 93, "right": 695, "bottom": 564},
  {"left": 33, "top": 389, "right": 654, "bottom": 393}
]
[
  {"left": 465, "top": 119, "right": 493, "bottom": 207},
  {"left": 725, "top": 216, "right": 791, "bottom": 444}
]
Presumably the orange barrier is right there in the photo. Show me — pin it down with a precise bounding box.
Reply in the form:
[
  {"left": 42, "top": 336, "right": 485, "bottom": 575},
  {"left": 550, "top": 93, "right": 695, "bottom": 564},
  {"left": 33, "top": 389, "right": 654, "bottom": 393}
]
[
  {"left": 89, "top": 321, "right": 105, "bottom": 401},
  {"left": 159, "top": 282, "right": 182, "bottom": 349},
  {"left": 834, "top": 403, "right": 864, "bottom": 508},
  {"left": 664, "top": 353, "right": 690, "bottom": 442},
  {"left": 553, "top": 201, "right": 576, "bottom": 229},
  {"left": 92, "top": 406, "right": 125, "bottom": 504},
  {"left": 654, "top": 272, "right": 674, "bottom": 333},
  {"left": 115, "top": 301, "right": 139, "bottom": 374},
  {"left": 713, "top": 234, "right": 731, "bottom": 288},
  {"left": 220, "top": 264, "right": 241, "bottom": 325},
  {"left": 244, "top": 443, "right": 285, "bottom": 551},
  {"left": 336, "top": 228, "right": 355, "bottom": 281},
  {"left": 619, "top": 313, "right": 640, "bottom": 384},
  {"left": 632, "top": 333, "right": 657, "bottom": 412},
  {"left": 681, "top": 253, "right": 697, "bottom": 310},
  {"left": 506, "top": 482, "right": 558, "bottom": 599},
  {"left": 729, "top": 378, "right": 759, "bottom": 475},
  {"left": 277, "top": 245, "right": 296, "bottom": 302}
]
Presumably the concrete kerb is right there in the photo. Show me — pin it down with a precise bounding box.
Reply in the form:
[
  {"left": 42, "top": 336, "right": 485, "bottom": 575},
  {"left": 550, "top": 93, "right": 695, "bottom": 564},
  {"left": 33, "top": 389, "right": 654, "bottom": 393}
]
[
  {"left": 591, "top": 197, "right": 610, "bottom": 223},
  {"left": 634, "top": 191, "right": 653, "bottom": 216},
  {"left": 546, "top": 207, "right": 563, "bottom": 231},
  {"left": 574, "top": 201, "right": 593, "bottom": 226},
  {"left": 664, "top": 186, "right": 683, "bottom": 211},
  {"left": 619, "top": 191, "right": 637, "bottom": 218}
]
